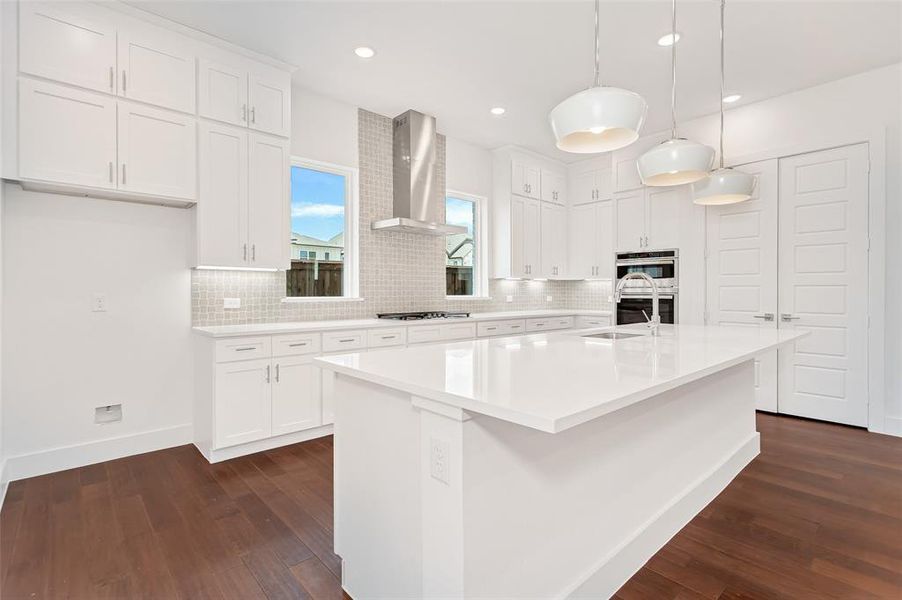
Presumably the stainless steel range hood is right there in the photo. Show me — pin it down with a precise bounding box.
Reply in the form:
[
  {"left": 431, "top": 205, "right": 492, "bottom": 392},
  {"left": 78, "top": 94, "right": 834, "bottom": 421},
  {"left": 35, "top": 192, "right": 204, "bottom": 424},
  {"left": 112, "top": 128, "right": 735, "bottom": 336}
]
[{"left": 371, "top": 110, "right": 467, "bottom": 236}]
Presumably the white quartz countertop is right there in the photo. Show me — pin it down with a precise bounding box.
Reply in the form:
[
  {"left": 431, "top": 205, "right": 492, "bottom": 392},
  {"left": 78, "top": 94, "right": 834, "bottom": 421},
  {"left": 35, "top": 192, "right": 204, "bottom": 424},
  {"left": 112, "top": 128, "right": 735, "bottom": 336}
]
[
  {"left": 315, "top": 324, "right": 807, "bottom": 433},
  {"left": 192, "top": 309, "right": 612, "bottom": 338}
]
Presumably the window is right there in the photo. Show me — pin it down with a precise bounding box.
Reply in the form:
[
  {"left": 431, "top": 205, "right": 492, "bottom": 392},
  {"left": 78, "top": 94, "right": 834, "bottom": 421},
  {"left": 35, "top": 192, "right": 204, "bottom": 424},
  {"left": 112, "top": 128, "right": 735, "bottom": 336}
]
[
  {"left": 445, "top": 192, "right": 486, "bottom": 297},
  {"left": 287, "top": 159, "right": 359, "bottom": 298}
]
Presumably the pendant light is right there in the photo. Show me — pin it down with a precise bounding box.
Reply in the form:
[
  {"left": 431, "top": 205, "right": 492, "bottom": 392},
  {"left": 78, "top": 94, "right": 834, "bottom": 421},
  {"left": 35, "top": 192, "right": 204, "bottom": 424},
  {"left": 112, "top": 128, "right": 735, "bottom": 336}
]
[
  {"left": 549, "top": 0, "right": 647, "bottom": 153},
  {"left": 693, "top": 0, "right": 755, "bottom": 205},
  {"left": 637, "top": 0, "right": 715, "bottom": 186}
]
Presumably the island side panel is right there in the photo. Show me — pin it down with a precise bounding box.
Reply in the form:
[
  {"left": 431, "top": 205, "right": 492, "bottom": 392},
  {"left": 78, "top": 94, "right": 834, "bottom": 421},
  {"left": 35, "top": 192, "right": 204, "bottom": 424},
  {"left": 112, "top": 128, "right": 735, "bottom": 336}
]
[{"left": 460, "top": 360, "right": 759, "bottom": 599}]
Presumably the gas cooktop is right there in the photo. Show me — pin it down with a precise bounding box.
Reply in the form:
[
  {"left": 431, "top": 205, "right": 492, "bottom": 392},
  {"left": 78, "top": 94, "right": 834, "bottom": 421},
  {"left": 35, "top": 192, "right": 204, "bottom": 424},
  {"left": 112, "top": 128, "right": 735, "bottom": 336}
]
[{"left": 376, "top": 311, "right": 470, "bottom": 321}]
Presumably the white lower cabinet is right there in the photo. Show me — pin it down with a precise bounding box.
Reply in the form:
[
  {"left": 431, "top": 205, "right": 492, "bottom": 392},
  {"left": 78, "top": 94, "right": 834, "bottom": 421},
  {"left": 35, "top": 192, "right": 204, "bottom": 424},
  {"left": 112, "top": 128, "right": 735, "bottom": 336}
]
[
  {"left": 576, "top": 315, "right": 612, "bottom": 329},
  {"left": 271, "top": 355, "right": 322, "bottom": 437},
  {"left": 214, "top": 358, "right": 272, "bottom": 448}
]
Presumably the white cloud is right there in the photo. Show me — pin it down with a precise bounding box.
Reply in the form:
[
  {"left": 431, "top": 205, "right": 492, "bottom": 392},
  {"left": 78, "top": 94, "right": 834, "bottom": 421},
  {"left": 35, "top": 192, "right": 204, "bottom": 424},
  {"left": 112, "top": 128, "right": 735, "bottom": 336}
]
[
  {"left": 292, "top": 203, "right": 344, "bottom": 218},
  {"left": 446, "top": 203, "right": 474, "bottom": 227}
]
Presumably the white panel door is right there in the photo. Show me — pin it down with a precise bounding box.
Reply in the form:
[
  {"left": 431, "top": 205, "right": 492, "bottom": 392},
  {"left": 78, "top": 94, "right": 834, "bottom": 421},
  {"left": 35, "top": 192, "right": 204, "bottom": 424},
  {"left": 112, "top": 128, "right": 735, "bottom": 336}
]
[
  {"left": 19, "top": 2, "right": 117, "bottom": 93},
  {"left": 706, "top": 160, "right": 779, "bottom": 411},
  {"left": 197, "top": 122, "right": 248, "bottom": 267},
  {"left": 214, "top": 358, "right": 272, "bottom": 449},
  {"left": 568, "top": 203, "right": 596, "bottom": 278},
  {"left": 248, "top": 133, "right": 289, "bottom": 269},
  {"left": 510, "top": 195, "right": 526, "bottom": 278},
  {"left": 570, "top": 170, "right": 596, "bottom": 206},
  {"left": 614, "top": 189, "right": 645, "bottom": 251},
  {"left": 118, "top": 26, "right": 196, "bottom": 113},
  {"left": 595, "top": 199, "right": 614, "bottom": 278},
  {"left": 248, "top": 70, "right": 291, "bottom": 137},
  {"left": 272, "top": 356, "right": 323, "bottom": 436},
  {"left": 18, "top": 79, "right": 117, "bottom": 189},
  {"left": 540, "top": 202, "right": 567, "bottom": 277},
  {"left": 777, "top": 144, "right": 870, "bottom": 426},
  {"left": 646, "top": 187, "right": 682, "bottom": 249},
  {"left": 524, "top": 198, "right": 542, "bottom": 277},
  {"left": 118, "top": 101, "right": 196, "bottom": 199},
  {"left": 198, "top": 58, "right": 249, "bottom": 127}
]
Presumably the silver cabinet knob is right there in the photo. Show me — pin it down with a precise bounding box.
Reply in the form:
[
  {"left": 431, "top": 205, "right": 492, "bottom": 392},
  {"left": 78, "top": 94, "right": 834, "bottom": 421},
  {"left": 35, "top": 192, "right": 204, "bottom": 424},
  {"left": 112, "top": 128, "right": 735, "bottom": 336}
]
[
  {"left": 781, "top": 313, "right": 800, "bottom": 322},
  {"left": 753, "top": 313, "right": 775, "bottom": 321}
]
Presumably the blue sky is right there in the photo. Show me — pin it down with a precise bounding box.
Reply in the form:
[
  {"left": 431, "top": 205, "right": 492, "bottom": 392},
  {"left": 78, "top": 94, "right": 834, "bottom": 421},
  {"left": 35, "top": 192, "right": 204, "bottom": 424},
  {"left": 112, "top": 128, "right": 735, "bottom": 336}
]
[
  {"left": 290, "top": 166, "right": 346, "bottom": 241},
  {"left": 446, "top": 196, "right": 475, "bottom": 235}
]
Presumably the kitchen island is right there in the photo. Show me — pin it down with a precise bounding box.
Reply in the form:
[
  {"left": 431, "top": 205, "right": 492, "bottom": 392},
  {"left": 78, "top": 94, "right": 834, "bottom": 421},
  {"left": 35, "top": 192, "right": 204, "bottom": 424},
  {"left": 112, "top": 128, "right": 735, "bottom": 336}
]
[{"left": 315, "top": 324, "right": 806, "bottom": 599}]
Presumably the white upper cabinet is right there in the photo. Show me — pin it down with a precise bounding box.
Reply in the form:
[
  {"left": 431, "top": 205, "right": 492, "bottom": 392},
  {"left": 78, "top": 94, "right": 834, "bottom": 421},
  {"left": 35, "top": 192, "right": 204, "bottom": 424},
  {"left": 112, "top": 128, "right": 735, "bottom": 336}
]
[
  {"left": 118, "top": 101, "right": 196, "bottom": 200},
  {"left": 645, "top": 187, "right": 681, "bottom": 250},
  {"left": 248, "top": 69, "right": 292, "bottom": 137},
  {"left": 198, "top": 58, "right": 249, "bottom": 127},
  {"left": 117, "top": 25, "right": 196, "bottom": 114},
  {"left": 540, "top": 202, "right": 567, "bottom": 277},
  {"left": 18, "top": 79, "right": 117, "bottom": 189},
  {"left": 541, "top": 169, "right": 566, "bottom": 204},
  {"left": 512, "top": 160, "right": 540, "bottom": 199},
  {"left": 569, "top": 200, "right": 613, "bottom": 278},
  {"left": 197, "top": 121, "right": 248, "bottom": 267},
  {"left": 570, "top": 166, "right": 613, "bottom": 205},
  {"left": 614, "top": 189, "right": 646, "bottom": 251},
  {"left": 247, "top": 133, "right": 289, "bottom": 269},
  {"left": 612, "top": 132, "right": 667, "bottom": 192},
  {"left": 19, "top": 2, "right": 117, "bottom": 94},
  {"left": 509, "top": 195, "right": 542, "bottom": 277}
]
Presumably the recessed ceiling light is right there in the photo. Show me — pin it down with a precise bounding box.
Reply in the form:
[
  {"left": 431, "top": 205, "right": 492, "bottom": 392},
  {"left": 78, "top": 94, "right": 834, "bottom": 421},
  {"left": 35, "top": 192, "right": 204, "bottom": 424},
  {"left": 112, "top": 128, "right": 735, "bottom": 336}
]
[
  {"left": 490, "top": 107, "right": 506, "bottom": 116},
  {"left": 657, "top": 32, "right": 681, "bottom": 47},
  {"left": 722, "top": 94, "right": 742, "bottom": 103},
  {"left": 354, "top": 46, "right": 376, "bottom": 59}
]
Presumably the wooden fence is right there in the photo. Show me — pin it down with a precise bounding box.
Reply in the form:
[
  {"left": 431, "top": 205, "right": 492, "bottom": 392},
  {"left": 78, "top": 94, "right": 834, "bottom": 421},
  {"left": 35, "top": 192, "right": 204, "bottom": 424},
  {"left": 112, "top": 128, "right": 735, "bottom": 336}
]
[
  {"left": 446, "top": 266, "right": 473, "bottom": 296},
  {"left": 287, "top": 260, "right": 343, "bottom": 297}
]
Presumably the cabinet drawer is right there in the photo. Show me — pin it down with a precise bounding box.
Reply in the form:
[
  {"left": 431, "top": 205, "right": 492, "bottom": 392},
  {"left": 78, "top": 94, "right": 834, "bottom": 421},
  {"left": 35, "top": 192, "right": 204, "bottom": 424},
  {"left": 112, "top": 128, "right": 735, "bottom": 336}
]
[
  {"left": 441, "top": 322, "right": 477, "bottom": 341},
  {"left": 552, "top": 316, "right": 574, "bottom": 329},
  {"left": 478, "top": 320, "right": 526, "bottom": 337},
  {"left": 322, "top": 330, "right": 367, "bottom": 353},
  {"left": 272, "top": 332, "right": 321, "bottom": 357},
  {"left": 368, "top": 328, "right": 407, "bottom": 348},
  {"left": 577, "top": 315, "right": 611, "bottom": 329},
  {"left": 526, "top": 316, "right": 573, "bottom": 332},
  {"left": 215, "top": 337, "right": 271, "bottom": 363},
  {"left": 407, "top": 326, "right": 443, "bottom": 345}
]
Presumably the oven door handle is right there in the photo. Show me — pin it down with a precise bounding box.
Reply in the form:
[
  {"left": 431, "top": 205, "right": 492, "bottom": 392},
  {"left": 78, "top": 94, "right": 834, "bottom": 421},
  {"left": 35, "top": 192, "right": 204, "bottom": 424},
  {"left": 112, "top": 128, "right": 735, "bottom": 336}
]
[
  {"left": 615, "top": 258, "right": 676, "bottom": 266},
  {"left": 617, "top": 295, "right": 675, "bottom": 300}
]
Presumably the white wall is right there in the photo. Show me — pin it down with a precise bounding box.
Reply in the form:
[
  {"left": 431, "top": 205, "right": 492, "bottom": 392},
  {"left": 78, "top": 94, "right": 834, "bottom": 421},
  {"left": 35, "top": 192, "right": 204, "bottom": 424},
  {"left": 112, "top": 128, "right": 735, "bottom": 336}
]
[
  {"left": 1, "top": 186, "right": 194, "bottom": 480},
  {"left": 291, "top": 86, "right": 359, "bottom": 168},
  {"left": 447, "top": 137, "right": 493, "bottom": 198}
]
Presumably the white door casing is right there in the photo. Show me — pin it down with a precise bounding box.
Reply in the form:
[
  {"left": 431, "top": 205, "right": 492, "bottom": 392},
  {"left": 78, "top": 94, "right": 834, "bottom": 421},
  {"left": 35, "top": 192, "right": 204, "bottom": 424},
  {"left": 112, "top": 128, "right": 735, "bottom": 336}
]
[
  {"left": 777, "top": 143, "right": 870, "bottom": 426},
  {"left": 706, "top": 159, "right": 779, "bottom": 412}
]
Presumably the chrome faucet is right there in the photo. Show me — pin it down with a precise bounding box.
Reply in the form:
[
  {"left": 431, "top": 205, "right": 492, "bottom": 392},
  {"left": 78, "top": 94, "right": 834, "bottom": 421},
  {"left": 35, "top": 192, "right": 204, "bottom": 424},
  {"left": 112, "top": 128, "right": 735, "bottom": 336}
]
[{"left": 614, "top": 272, "right": 661, "bottom": 336}]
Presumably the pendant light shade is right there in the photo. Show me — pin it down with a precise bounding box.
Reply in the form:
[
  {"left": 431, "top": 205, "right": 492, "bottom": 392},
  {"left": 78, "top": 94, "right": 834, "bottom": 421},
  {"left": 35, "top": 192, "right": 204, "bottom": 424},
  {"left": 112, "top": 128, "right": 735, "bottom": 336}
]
[
  {"left": 550, "top": 87, "right": 648, "bottom": 153},
  {"left": 693, "top": 0, "right": 753, "bottom": 205},
  {"left": 638, "top": 0, "right": 714, "bottom": 187},
  {"left": 549, "top": 0, "right": 647, "bottom": 154}
]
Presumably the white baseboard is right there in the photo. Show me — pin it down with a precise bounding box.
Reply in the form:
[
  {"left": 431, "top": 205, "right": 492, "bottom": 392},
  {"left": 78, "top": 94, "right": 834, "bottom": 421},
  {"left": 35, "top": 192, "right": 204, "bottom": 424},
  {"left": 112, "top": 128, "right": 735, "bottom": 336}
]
[
  {"left": 884, "top": 416, "right": 902, "bottom": 437},
  {"left": 564, "top": 432, "right": 760, "bottom": 599},
  {"left": 0, "top": 459, "right": 8, "bottom": 509},
  {"left": 206, "top": 423, "right": 334, "bottom": 463},
  {"left": 2, "top": 423, "right": 193, "bottom": 484}
]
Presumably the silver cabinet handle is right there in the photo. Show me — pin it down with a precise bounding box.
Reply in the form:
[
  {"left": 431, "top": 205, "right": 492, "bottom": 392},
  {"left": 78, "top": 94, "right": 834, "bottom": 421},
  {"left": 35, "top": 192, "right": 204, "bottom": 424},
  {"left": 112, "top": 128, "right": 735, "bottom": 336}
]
[
  {"left": 109, "top": 67, "right": 114, "bottom": 91},
  {"left": 242, "top": 104, "right": 247, "bottom": 122},
  {"left": 753, "top": 313, "right": 775, "bottom": 321},
  {"left": 644, "top": 236, "right": 649, "bottom": 247},
  {"left": 251, "top": 244, "right": 256, "bottom": 261},
  {"left": 510, "top": 325, "right": 521, "bottom": 329},
  {"left": 781, "top": 314, "right": 800, "bottom": 321},
  {"left": 288, "top": 342, "right": 308, "bottom": 347},
  {"left": 121, "top": 164, "right": 126, "bottom": 184},
  {"left": 122, "top": 70, "right": 127, "bottom": 93},
  {"left": 109, "top": 162, "right": 113, "bottom": 183},
  {"left": 235, "top": 346, "right": 256, "bottom": 352},
  {"left": 338, "top": 338, "right": 355, "bottom": 343},
  {"left": 265, "top": 364, "right": 271, "bottom": 383},
  {"left": 486, "top": 327, "right": 497, "bottom": 331},
  {"left": 275, "top": 363, "right": 280, "bottom": 383},
  {"left": 243, "top": 243, "right": 248, "bottom": 261},
  {"left": 250, "top": 106, "right": 256, "bottom": 124}
]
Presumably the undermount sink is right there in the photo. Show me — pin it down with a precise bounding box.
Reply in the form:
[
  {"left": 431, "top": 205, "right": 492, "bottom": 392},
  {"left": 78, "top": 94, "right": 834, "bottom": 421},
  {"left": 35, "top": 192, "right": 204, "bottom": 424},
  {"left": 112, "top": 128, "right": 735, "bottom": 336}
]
[{"left": 582, "top": 331, "right": 645, "bottom": 340}]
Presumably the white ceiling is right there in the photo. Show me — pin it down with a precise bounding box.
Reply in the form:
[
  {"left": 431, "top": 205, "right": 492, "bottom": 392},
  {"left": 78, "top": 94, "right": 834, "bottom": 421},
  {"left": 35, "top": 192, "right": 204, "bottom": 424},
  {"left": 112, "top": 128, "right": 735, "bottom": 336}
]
[{"left": 128, "top": 0, "right": 902, "bottom": 162}]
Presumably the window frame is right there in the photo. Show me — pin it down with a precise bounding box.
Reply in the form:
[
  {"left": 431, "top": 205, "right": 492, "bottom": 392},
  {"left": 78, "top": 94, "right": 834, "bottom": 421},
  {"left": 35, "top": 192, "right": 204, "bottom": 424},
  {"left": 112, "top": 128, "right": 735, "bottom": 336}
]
[
  {"left": 445, "top": 190, "right": 489, "bottom": 299},
  {"left": 284, "top": 156, "right": 360, "bottom": 301}
]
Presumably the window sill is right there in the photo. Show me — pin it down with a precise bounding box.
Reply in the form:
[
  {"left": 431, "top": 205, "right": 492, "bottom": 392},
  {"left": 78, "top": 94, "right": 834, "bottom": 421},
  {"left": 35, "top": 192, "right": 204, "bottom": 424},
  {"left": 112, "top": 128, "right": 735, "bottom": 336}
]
[
  {"left": 281, "top": 296, "right": 365, "bottom": 304},
  {"left": 446, "top": 295, "right": 493, "bottom": 301}
]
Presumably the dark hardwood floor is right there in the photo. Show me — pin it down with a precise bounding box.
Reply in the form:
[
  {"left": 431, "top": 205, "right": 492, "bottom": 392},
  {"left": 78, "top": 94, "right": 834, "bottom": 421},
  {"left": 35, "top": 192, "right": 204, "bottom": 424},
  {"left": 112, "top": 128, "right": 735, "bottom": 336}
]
[{"left": 1, "top": 413, "right": 900, "bottom": 599}]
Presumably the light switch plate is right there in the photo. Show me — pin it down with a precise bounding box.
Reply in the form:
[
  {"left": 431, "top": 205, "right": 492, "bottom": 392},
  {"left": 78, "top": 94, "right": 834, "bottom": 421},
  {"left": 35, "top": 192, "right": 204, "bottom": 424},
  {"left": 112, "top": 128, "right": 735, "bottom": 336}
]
[
  {"left": 223, "top": 297, "right": 241, "bottom": 309},
  {"left": 546, "top": 295, "right": 553, "bottom": 302},
  {"left": 505, "top": 295, "right": 513, "bottom": 303},
  {"left": 92, "top": 293, "right": 107, "bottom": 312}
]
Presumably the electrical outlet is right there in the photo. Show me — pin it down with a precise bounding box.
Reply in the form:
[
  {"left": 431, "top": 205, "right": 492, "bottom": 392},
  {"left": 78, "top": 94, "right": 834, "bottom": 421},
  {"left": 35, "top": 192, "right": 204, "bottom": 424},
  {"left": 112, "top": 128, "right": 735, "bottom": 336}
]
[
  {"left": 92, "top": 293, "right": 107, "bottom": 312},
  {"left": 223, "top": 297, "right": 241, "bottom": 309},
  {"left": 505, "top": 295, "right": 513, "bottom": 303},
  {"left": 95, "top": 404, "right": 122, "bottom": 424},
  {"left": 546, "top": 295, "right": 553, "bottom": 302},
  {"left": 430, "top": 437, "right": 450, "bottom": 485}
]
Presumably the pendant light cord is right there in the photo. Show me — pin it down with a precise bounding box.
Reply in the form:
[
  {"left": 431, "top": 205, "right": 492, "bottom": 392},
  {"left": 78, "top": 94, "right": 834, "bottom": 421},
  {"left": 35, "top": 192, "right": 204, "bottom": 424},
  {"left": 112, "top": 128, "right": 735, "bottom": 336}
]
[
  {"left": 719, "top": 0, "right": 726, "bottom": 168},
  {"left": 670, "top": 0, "right": 677, "bottom": 139},
  {"left": 593, "top": 0, "right": 601, "bottom": 87}
]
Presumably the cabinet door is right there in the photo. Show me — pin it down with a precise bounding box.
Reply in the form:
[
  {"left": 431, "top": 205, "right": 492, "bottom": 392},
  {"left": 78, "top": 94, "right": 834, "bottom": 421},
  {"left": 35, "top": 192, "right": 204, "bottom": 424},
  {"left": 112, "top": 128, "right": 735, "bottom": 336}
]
[
  {"left": 248, "top": 70, "right": 291, "bottom": 137},
  {"left": 118, "top": 26, "right": 196, "bottom": 113},
  {"left": 523, "top": 198, "right": 542, "bottom": 276},
  {"left": 646, "top": 187, "right": 681, "bottom": 249},
  {"left": 272, "top": 356, "right": 322, "bottom": 436},
  {"left": 511, "top": 161, "right": 529, "bottom": 197},
  {"left": 197, "top": 122, "right": 248, "bottom": 267},
  {"left": 594, "top": 200, "right": 614, "bottom": 277},
  {"left": 570, "top": 170, "right": 596, "bottom": 205},
  {"left": 614, "top": 189, "right": 646, "bottom": 251},
  {"left": 509, "top": 195, "right": 527, "bottom": 277},
  {"left": 568, "top": 203, "right": 597, "bottom": 278},
  {"left": 248, "top": 133, "right": 289, "bottom": 268},
  {"left": 541, "top": 169, "right": 566, "bottom": 204},
  {"left": 118, "top": 101, "right": 197, "bottom": 199},
  {"left": 19, "top": 2, "right": 117, "bottom": 93},
  {"left": 540, "top": 203, "right": 567, "bottom": 277},
  {"left": 19, "top": 79, "right": 116, "bottom": 189},
  {"left": 596, "top": 167, "right": 613, "bottom": 200},
  {"left": 214, "top": 358, "right": 272, "bottom": 449},
  {"left": 524, "top": 165, "right": 541, "bottom": 199},
  {"left": 198, "top": 58, "right": 249, "bottom": 127}
]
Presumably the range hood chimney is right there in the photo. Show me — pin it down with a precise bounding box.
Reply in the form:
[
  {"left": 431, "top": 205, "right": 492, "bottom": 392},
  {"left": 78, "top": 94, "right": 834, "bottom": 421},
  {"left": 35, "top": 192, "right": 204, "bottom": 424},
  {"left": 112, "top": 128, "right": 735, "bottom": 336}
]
[{"left": 371, "top": 110, "right": 467, "bottom": 236}]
